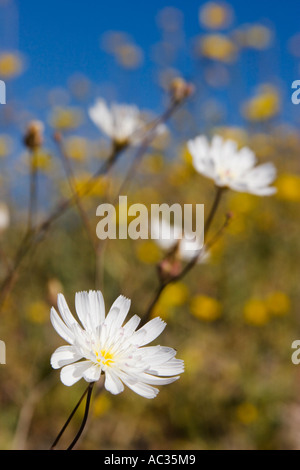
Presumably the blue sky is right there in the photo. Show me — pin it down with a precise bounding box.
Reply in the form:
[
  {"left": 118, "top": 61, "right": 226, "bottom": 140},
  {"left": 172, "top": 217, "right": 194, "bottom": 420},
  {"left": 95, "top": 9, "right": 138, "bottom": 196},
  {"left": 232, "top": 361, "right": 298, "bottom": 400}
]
[
  {"left": 1, "top": 0, "right": 300, "bottom": 125},
  {"left": 0, "top": 0, "right": 299, "bottom": 208}
]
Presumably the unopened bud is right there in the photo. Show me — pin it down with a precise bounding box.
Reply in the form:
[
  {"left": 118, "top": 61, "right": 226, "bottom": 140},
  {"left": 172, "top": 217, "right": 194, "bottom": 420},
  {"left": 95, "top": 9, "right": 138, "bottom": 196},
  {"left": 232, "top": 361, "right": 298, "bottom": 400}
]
[
  {"left": 158, "top": 258, "right": 182, "bottom": 283},
  {"left": 23, "top": 120, "right": 44, "bottom": 150},
  {"left": 169, "top": 77, "right": 195, "bottom": 103},
  {"left": 47, "top": 278, "right": 63, "bottom": 305}
]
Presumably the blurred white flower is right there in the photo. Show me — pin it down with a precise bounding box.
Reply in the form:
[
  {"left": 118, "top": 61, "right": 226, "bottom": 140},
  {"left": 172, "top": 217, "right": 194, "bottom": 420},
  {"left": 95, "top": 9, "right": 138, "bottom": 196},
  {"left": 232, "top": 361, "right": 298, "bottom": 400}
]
[
  {"left": 89, "top": 99, "right": 168, "bottom": 148},
  {"left": 89, "top": 99, "right": 144, "bottom": 147},
  {"left": 50, "top": 290, "right": 184, "bottom": 398},
  {"left": 0, "top": 203, "right": 9, "bottom": 233},
  {"left": 187, "top": 135, "right": 277, "bottom": 196},
  {"left": 152, "top": 217, "right": 208, "bottom": 263}
]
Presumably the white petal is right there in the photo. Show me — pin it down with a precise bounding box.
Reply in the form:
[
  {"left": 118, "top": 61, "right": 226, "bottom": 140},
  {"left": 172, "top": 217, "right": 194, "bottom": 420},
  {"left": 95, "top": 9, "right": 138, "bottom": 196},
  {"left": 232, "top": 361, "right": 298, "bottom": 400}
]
[
  {"left": 149, "top": 358, "right": 185, "bottom": 376},
  {"left": 75, "top": 291, "right": 93, "bottom": 331},
  {"left": 57, "top": 294, "right": 79, "bottom": 330},
  {"left": 60, "top": 361, "right": 93, "bottom": 386},
  {"left": 139, "top": 373, "right": 180, "bottom": 385},
  {"left": 139, "top": 346, "right": 177, "bottom": 365},
  {"left": 107, "top": 295, "right": 131, "bottom": 330},
  {"left": 89, "top": 99, "right": 113, "bottom": 137},
  {"left": 121, "top": 377, "right": 159, "bottom": 399},
  {"left": 88, "top": 290, "right": 105, "bottom": 328},
  {"left": 123, "top": 314, "right": 141, "bottom": 336},
  {"left": 51, "top": 345, "right": 82, "bottom": 369},
  {"left": 104, "top": 369, "right": 125, "bottom": 395},
  {"left": 50, "top": 307, "right": 74, "bottom": 344},
  {"left": 83, "top": 364, "right": 102, "bottom": 382},
  {"left": 104, "top": 309, "right": 119, "bottom": 333},
  {"left": 131, "top": 317, "right": 166, "bottom": 346}
]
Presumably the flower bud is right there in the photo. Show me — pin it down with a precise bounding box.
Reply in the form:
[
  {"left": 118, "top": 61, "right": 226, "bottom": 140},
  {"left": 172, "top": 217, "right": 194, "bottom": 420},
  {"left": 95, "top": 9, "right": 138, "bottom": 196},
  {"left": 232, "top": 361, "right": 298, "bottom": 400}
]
[
  {"left": 169, "top": 77, "right": 195, "bottom": 103},
  {"left": 23, "top": 120, "right": 44, "bottom": 150},
  {"left": 158, "top": 257, "right": 182, "bottom": 283}
]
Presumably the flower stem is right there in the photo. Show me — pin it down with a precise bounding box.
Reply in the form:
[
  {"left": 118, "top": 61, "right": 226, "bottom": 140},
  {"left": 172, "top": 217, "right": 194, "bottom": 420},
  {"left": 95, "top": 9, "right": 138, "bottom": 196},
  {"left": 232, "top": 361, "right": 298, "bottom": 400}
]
[
  {"left": 0, "top": 98, "right": 186, "bottom": 314},
  {"left": 142, "top": 186, "right": 226, "bottom": 323},
  {"left": 204, "top": 186, "right": 224, "bottom": 237},
  {"left": 27, "top": 150, "right": 38, "bottom": 233},
  {"left": 50, "top": 382, "right": 92, "bottom": 450},
  {"left": 55, "top": 134, "right": 98, "bottom": 252},
  {"left": 0, "top": 147, "right": 122, "bottom": 314},
  {"left": 66, "top": 382, "right": 94, "bottom": 450}
]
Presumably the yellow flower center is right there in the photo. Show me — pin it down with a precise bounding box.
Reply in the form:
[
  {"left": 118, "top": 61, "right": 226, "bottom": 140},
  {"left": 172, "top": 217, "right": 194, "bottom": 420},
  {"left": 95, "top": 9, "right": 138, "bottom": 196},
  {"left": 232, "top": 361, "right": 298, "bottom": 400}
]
[{"left": 95, "top": 349, "right": 114, "bottom": 367}]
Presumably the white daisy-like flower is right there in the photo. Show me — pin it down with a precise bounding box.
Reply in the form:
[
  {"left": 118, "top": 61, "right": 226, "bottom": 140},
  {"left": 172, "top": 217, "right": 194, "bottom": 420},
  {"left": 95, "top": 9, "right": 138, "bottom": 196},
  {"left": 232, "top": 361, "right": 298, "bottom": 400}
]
[
  {"left": 50, "top": 291, "right": 184, "bottom": 399},
  {"left": 151, "top": 217, "right": 208, "bottom": 263},
  {"left": 187, "top": 135, "right": 277, "bottom": 196},
  {"left": 88, "top": 98, "right": 144, "bottom": 147}
]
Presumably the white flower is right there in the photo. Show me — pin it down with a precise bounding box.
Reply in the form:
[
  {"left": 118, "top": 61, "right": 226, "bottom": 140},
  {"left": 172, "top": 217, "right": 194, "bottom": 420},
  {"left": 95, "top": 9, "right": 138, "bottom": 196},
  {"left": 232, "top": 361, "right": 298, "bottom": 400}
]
[
  {"left": 88, "top": 98, "right": 144, "bottom": 146},
  {"left": 89, "top": 99, "right": 168, "bottom": 148},
  {"left": 50, "top": 291, "right": 184, "bottom": 399},
  {"left": 151, "top": 217, "right": 208, "bottom": 263},
  {"left": 187, "top": 135, "right": 277, "bottom": 196}
]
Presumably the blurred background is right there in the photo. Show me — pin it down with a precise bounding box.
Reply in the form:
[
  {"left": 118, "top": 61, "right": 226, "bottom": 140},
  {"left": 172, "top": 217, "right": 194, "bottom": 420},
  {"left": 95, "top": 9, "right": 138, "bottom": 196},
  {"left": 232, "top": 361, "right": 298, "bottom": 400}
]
[{"left": 0, "top": 0, "right": 300, "bottom": 450}]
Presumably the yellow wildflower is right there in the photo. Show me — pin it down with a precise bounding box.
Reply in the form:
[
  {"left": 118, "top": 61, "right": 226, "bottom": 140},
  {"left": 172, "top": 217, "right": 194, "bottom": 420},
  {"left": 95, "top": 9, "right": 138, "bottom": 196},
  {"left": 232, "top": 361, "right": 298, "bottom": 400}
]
[
  {"left": 65, "top": 136, "right": 88, "bottom": 161},
  {"left": 50, "top": 106, "right": 83, "bottom": 131},
  {"left": 161, "top": 283, "right": 189, "bottom": 307},
  {"left": 199, "top": 2, "right": 233, "bottom": 30},
  {"left": 198, "top": 34, "right": 237, "bottom": 63},
  {"left": 151, "top": 282, "right": 189, "bottom": 320},
  {"left": 242, "top": 85, "right": 280, "bottom": 122},
  {"left": 73, "top": 173, "right": 109, "bottom": 198},
  {"left": 93, "top": 394, "right": 112, "bottom": 417},
  {"left": 243, "top": 298, "right": 269, "bottom": 326},
  {"left": 266, "top": 291, "right": 290, "bottom": 316},
  {"left": 236, "top": 402, "right": 258, "bottom": 425},
  {"left": 0, "top": 52, "right": 23, "bottom": 78},
  {"left": 27, "top": 301, "right": 49, "bottom": 324},
  {"left": 31, "top": 151, "right": 52, "bottom": 172},
  {"left": 190, "top": 295, "right": 222, "bottom": 321},
  {"left": 276, "top": 174, "right": 300, "bottom": 202}
]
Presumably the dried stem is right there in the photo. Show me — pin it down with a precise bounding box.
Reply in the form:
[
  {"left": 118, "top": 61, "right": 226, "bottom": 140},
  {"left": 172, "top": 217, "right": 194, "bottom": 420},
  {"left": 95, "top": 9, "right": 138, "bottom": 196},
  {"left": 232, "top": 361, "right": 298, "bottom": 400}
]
[
  {"left": 115, "top": 98, "right": 181, "bottom": 198},
  {"left": 141, "top": 186, "right": 226, "bottom": 324},
  {"left": 13, "top": 373, "right": 55, "bottom": 450},
  {"left": 0, "top": 146, "right": 123, "bottom": 313},
  {"left": 27, "top": 150, "right": 38, "bottom": 233},
  {"left": 0, "top": 97, "right": 188, "bottom": 313},
  {"left": 203, "top": 186, "right": 224, "bottom": 236},
  {"left": 94, "top": 98, "right": 183, "bottom": 290},
  {"left": 55, "top": 134, "right": 98, "bottom": 252}
]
